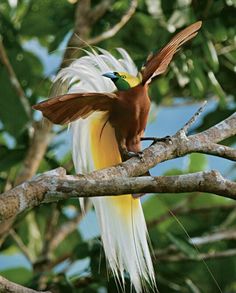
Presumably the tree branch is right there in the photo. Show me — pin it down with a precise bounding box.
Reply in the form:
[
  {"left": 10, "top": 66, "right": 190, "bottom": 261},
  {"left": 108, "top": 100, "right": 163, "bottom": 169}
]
[
  {"left": 177, "top": 100, "right": 207, "bottom": 135},
  {"left": 0, "top": 275, "right": 51, "bottom": 293},
  {"left": 0, "top": 110, "right": 235, "bottom": 223},
  {"left": 14, "top": 120, "right": 53, "bottom": 185},
  {"left": 156, "top": 248, "right": 236, "bottom": 262},
  {"left": 155, "top": 227, "right": 236, "bottom": 262},
  {"left": 148, "top": 201, "right": 236, "bottom": 228},
  {"left": 0, "top": 169, "right": 235, "bottom": 223},
  {"left": 191, "top": 228, "right": 236, "bottom": 245},
  {"left": 9, "top": 229, "right": 33, "bottom": 263},
  {"left": 48, "top": 200, "right": 91, "bottom": 252},
  {"left": 89, "top": 0, "right": 113, "bottom": 24},
  {"left": 87, "top": 0, "right": 138, "bottom": 45},
  {"left": 0, "top": 37, "right": 31, "bottom": 117},
  {"left": 84, "top": 111, "right": 236, "bottom": 181}
]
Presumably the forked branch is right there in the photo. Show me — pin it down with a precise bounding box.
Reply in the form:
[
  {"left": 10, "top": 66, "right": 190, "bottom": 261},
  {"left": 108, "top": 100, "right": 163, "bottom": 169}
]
[{"left": 0, "top": 106, "right": 235, "bottom": 223}]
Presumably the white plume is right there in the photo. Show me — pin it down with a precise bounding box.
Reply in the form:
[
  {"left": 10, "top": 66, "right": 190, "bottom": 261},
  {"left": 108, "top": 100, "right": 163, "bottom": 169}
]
[{"left": 55, "top": 48, "right": 156, "bottom": 292}]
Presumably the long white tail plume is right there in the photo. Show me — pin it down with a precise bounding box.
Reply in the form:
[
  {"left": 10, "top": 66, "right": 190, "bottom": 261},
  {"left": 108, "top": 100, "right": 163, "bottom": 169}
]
[{"left": 55, "top": 48, "right": 156, "bottom": 292}]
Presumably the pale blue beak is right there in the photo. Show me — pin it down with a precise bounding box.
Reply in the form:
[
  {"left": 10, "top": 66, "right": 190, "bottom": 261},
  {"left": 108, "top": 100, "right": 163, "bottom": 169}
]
[{"left": 102, "top": 72, "right": 117, "bottom": 79}]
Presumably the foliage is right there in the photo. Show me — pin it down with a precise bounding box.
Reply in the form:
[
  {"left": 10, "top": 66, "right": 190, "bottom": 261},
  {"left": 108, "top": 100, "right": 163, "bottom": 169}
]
[{"left": 0, "top": 0, "right": 235, "bottom": 292}]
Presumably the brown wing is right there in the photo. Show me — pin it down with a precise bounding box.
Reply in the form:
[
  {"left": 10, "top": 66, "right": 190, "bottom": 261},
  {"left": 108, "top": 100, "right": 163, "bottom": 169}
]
[
  {"left": 32, "top": 92, "right": 117, "bottom": 124},
  {"left": 141, "top": 21, "right": 202, "bottom": 85}
]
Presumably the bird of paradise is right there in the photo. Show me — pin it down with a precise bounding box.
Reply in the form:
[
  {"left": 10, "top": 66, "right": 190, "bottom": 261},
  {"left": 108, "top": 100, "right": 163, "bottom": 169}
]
[{"left": 33, "top": 21, "right": 202, "bottom": 292}]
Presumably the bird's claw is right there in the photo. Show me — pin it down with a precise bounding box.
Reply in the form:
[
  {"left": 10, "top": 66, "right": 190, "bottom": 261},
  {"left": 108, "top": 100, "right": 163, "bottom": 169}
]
[
  {"left": 125, "top": 151, "right": 144, "bottom": 161},
  {"left": 137, "top": 151, "right": 144, "bottom": 162}
]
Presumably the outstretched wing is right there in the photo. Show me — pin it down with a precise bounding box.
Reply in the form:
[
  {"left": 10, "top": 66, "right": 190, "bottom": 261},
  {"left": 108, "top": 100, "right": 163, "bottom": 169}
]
[
  {"left": 141, "top": 21, "right": 202, "bottom": 85},
  {"left": 32, "top": 92, "right": 117, "bottom": 124}
]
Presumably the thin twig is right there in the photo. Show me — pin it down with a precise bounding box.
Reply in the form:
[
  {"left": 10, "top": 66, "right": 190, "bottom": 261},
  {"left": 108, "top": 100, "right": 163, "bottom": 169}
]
[
  {"left": 156, "top": 248, "right": 236, "bottom": 262},
  {"left": 49, "top": 200, "right": 91, "bottom": 252},
  {"left": 191, "top": 228, "right": 236, "bottom": 245},
  {"left": 0, "top": 37, "right": 31, "bottom": 117},
  {"left": 87, "top": 0, "right": 138, "bottom": 45},
  {"left": 9, "top": 229, "right": 33, "bottom": 263},
  {"left": 148, "top": 202, "right": 236, "bottom": 228},
  {"left": 89, "top": 0, "right": 112, "bottom": 24},
  {"left": 177, "top": 100, "right": 208, "bottom": 135}
]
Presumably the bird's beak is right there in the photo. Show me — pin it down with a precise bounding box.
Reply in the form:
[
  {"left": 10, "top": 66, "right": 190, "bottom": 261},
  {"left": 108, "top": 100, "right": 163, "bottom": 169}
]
[{"left": 102, "top": 72, "right": 117, "bottom": 79}]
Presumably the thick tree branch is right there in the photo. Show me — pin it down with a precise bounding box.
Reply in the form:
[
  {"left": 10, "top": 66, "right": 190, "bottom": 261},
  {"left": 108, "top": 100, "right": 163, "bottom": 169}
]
[
  {"left": 195, "top": 112, "right": 236, "bottom": 143},
  {"left": 0, "top": 110, "right": 235, "bottom": 222},
  {"left": 190, "top": 142, "right": 236, "bottom": 161},
  {"left": 0, "top": 275, "right": 51, "bottom": 293},
  {"left": 85, "top": 111, "right": 236, "bottom": 181},
  {"left": 0, "top": 169, "right": 235, "bottom": 223}
]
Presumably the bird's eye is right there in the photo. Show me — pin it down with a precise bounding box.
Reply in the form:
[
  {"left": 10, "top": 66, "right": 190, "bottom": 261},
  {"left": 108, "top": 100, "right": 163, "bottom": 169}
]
[{"left": 121, "top": 75, "right": 126, "bottom": 79}]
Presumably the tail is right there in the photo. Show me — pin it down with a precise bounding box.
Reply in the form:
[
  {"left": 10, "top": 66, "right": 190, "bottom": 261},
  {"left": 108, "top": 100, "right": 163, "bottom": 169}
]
[{"left": 74, "top": 112, "right": 155, "bottom": 291}]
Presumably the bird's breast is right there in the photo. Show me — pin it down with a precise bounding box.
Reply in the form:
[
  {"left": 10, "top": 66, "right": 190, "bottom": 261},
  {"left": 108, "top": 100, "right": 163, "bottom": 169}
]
[{"left": 110, "top": 84, "right": 150, "bottom": 147}]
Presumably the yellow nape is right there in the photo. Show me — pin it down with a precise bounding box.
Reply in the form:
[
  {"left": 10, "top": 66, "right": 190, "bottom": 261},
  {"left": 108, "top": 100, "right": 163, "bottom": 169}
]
[
  {"left": 89, "top": 112, "right": 139, "bottom": 216},
  {"left": 117, "top": 71, "right": 141, "bottom": 87}
]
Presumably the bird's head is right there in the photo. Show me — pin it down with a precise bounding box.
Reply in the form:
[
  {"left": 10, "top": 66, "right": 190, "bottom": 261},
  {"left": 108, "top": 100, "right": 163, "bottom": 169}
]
[{"left": 102, "top": 71, "right": 140, "bottom": 91}]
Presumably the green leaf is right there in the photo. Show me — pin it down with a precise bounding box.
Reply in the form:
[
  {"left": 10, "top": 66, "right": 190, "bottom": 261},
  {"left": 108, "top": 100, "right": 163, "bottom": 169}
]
[
  {"left": 0, "top": 245, "right": 20, "bottom": 256},
  {"left": 0, "top": 69, "right": 29, "bottom": 136},
  {"left": 205, "top": 19, "right": 228, "bottom": 42},
  {"left": 0, "top": 146, "right": 25, "bottom": 171},
  {"left": 20, "top": 0, "right": 73, "bottom": 47},
  {"left": 54, "top": 230, "right": 82, "bottom": 258},
  {"left": 164, "top": 168, "right": 184, "bottom": 176},
  {"left": 89, "top": 239, "right": 107, "bottom": 278},
  {"left": 187, "top": 153, "right": 208, "bottom": 173},
  {"left": 0, "top": 267, "right": 32, "bottom": 284},
  {"left": 74, "top": 242, "right": 90, "bottom": 260}
]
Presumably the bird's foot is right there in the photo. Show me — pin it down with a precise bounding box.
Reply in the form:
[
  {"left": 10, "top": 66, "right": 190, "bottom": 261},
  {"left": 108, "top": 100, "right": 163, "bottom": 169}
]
[
  {"left": 123, "top": 150, "right": 144, "bottom": 161},
  {"left": 141, "top": 136, "right": 172, "bottom": 146}
]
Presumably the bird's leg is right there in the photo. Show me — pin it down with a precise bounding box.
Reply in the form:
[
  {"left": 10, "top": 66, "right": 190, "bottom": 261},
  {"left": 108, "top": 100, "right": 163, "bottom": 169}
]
[{"left": 141, "top": 135, "right": 172, "bottom": 146}]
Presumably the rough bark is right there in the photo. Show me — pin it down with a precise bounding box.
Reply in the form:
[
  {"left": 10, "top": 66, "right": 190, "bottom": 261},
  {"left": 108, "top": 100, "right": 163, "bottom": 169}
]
[{"left": 0, "top": 110, "right": 235, "bottom": 223}]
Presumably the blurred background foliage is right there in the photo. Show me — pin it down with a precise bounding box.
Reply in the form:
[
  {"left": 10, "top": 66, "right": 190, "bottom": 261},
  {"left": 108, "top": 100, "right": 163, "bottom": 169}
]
[{"left": 0, "top": 0, "right": 236, "bottom": 292}]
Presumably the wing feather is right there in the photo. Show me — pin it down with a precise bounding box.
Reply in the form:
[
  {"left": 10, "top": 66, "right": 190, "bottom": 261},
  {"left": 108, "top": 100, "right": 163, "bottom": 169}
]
[
  {"left": 32, "top": 92, "right": 117, "bottom": 124},
  {"left": 141, "top": 21, "right": 202, "bottom": 84}
]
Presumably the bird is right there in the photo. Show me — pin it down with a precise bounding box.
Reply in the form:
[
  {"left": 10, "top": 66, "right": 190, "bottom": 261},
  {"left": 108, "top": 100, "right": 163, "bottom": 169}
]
[{"left": 33, "top": 21, "right": 202, "bottom": 292}]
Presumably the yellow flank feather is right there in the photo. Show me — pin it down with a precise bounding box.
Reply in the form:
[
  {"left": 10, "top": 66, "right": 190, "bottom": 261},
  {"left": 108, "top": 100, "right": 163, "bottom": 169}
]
[
  {"left": 67, "top": 49, "right": 155, "bottom": 292},
  {"left": 89, "top": 112, "right": 139, "bottom": 216}
]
